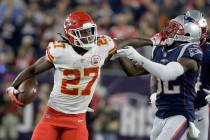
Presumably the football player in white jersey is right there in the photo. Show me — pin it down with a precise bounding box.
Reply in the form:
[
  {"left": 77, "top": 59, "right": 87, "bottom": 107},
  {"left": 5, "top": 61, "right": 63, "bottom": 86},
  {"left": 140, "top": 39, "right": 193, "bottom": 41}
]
[
  {"left": 6, "top": 9, "right": 158, "bottom": 140},
  {"left": 6, "top": 11, "right": 119, "bottom": 140}
]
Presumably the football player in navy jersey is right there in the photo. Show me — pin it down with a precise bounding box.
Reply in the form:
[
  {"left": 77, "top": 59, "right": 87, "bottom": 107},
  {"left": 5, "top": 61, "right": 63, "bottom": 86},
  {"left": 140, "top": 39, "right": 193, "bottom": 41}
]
[
  {"left": 185, "top": 10, "right": 210, "bottom": 140},
  {"left": 150, "top": 10, "right": 210, "bottom": 140},
  {"left": 113, "top": 15, "right": 202, "bottom": 139}
]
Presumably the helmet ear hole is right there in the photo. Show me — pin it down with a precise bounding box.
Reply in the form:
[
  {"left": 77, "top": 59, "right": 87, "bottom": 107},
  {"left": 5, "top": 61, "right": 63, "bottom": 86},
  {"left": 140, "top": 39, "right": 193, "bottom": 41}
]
[{"left": 185, "top": 33, "right": 190, "bottom": 36}]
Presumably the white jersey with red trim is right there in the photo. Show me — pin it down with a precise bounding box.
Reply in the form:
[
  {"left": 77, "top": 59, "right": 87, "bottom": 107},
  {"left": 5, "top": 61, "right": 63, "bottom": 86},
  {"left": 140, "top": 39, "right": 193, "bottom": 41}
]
[{"left": 45, "top": 35, "right": 116, "bottom": 114}]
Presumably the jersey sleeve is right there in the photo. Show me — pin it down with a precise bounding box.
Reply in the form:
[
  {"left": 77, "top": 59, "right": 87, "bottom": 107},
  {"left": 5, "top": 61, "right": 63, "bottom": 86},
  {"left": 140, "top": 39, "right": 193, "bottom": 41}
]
[
  {"left": 179, "top": 43, "right": 203, "bottom": 64},
  {"left": 45, "top": 41, "right": 66, "bottom": 64},
  {"left": 97, "top": 35, "right": 117, "bottom": 56}
]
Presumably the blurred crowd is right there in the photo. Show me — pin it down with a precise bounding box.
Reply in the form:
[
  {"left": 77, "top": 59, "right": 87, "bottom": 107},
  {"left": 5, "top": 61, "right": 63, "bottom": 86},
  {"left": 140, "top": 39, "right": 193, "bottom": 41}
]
[{"left": 1, "top": 0, "right": 210, "bottom": 140}]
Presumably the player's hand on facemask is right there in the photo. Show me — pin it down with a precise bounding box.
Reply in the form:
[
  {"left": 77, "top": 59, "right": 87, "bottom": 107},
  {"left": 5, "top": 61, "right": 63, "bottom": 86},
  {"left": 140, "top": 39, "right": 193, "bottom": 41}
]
[
  {"left": 204, "top": 89, "right": 210, "bottom": 103},
  {"left": 150, "top": 33, "right": 166, "bottom": 46},
  {"left": 6, "top": 87, "right": 24, "bottom": 107}
]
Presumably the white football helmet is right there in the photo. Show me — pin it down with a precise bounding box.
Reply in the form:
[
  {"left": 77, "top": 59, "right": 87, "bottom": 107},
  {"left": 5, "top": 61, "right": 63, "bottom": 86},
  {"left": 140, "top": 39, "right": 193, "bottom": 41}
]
[{"left": 161, "top": 15, "right": 202, "bottom": 45}]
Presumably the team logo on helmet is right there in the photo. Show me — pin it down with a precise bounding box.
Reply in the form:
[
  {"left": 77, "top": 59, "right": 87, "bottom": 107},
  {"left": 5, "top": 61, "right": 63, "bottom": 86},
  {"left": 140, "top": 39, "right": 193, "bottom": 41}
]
[{"left": 184, "top": 15, "right": 196, "bottom": 23}]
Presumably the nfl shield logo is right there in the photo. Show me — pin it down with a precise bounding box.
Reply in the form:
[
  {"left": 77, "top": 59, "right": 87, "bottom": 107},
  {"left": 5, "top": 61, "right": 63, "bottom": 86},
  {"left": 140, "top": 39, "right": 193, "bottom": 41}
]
[{"left": 91, "top": 55, "right": 101, "bottom": 66}]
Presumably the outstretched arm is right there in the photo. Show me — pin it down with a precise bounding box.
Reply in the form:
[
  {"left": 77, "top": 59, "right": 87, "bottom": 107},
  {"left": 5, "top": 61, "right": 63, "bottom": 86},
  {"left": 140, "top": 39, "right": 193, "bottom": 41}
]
[
  {"left": 114, "top": 37, "right": 153, "bottom": 76},
  {"left": 113, "top": 33, "right": 165, "bottom": 76},
  {"left": 116, "top": 38, "right": 153, "bottom": 49},
  {"left": 115, "top": 46, "right": 199, "bottom": 81},
  {"left": 12, "top": 56, "right": 54, "bottom": 88},
  {"left": 118, "top": 58, "right": 148, "bottom": 76},
  {"left": 115, "top": 32, "right": 165, "bottom": 49}
]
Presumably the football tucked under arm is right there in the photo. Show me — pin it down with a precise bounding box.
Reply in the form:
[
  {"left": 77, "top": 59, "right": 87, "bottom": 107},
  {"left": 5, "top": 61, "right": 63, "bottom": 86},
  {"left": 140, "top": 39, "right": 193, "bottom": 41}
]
[
  {"left": 6, "top": 56, "right": 54, "bottom": 107},
  {"left": 17, "top": 78, "right": 38, "bottom": 105}
]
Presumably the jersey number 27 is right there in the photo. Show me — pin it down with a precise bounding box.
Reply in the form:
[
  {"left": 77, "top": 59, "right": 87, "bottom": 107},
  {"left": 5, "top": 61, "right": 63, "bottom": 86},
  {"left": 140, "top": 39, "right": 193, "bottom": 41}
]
[{"left": 61, "top": 67, "right": 99, "bottom": 96}]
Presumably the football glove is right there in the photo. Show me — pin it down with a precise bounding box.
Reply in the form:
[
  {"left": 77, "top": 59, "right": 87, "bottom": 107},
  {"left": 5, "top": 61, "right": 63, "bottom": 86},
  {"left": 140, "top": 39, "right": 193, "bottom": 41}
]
[
  {"left": 111, "top": 46, "right": 142, "bottom": 64},
  {"left": 189, "top": 122, "right": 200, "bottom": 138},
  {"left": 6, "top": 87, "right": 24, "bottom": 107},
  {"left": 204, "top": 89, "right": 210, "bottom": 103}
]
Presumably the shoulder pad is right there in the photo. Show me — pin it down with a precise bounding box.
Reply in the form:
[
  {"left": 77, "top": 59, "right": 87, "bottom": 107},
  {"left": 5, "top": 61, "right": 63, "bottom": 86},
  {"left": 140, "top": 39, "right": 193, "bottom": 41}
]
[
  {"left": 46, "top": 41, "right": 67, "bottom": 63},
  {"left": 97, "top": 35, "right": 111, "bottom": 46},
  {"left": 97, "top": 35, "right": 117, "bottom": 55},
  {"left": 49, "top": 41, "right": 66, "bottom": 49}
]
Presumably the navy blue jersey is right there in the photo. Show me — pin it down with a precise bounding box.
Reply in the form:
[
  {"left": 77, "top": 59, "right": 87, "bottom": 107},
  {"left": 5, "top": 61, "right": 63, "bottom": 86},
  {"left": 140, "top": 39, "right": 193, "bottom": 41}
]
[
  {"left": 194, "top": 43, "right": 210, "bottom": 109},
  {"left": 152, "top": 43, "right": 202, "bottom": 121}
]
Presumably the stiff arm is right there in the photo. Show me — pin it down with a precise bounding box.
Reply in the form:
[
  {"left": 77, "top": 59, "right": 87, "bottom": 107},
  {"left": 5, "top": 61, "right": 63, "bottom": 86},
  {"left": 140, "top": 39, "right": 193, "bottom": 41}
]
[
  {"left": 115, "top": 38, "right": 153, "bottom": 49},
  {"left": 115, "top": 38, "right": 153, "bottom": 76},
  {"left": 116, "top": 38, "right": 200, "bottom": 79}
]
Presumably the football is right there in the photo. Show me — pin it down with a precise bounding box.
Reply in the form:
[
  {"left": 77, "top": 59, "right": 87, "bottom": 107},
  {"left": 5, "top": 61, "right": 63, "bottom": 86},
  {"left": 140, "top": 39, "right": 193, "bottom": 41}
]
[{"left": 17, "top": 78, "right": 38, "bottom": 105}]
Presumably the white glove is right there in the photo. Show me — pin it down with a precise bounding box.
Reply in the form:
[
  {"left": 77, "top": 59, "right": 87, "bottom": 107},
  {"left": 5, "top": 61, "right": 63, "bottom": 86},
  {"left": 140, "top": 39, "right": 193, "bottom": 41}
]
[
  {"left": 189, "top": 122, "right": 200, "bottom": 138},
  {"left": 111, "top": 46, "right": 142, "bottom": 65},
  {"left": 150, "top": 92, "right": 157, "bottom": 109},
  {"left": 6, "top": 87, "right": 24, "bottom": 107},
  {"left": 204, "top": 89, "right": 210, "bottom": 103}
]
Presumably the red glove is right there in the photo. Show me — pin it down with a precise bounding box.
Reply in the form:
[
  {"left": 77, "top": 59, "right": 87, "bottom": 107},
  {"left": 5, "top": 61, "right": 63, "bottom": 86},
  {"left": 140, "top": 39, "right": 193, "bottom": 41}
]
[{"left": 6, "top": 87, "right": 24, "bottom": 107}]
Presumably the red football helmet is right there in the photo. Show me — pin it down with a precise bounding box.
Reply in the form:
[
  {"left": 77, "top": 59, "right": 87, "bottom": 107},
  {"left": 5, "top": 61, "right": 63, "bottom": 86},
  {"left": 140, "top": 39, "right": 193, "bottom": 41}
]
[{"left": 64, "top": 11, "right": 97, "bottom": 50}]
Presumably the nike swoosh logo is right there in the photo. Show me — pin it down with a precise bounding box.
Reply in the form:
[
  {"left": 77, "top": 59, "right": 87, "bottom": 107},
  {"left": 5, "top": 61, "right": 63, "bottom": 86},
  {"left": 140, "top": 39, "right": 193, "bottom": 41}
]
[{"left": 77, "top": 120, "right": 84, "bottom": 123}]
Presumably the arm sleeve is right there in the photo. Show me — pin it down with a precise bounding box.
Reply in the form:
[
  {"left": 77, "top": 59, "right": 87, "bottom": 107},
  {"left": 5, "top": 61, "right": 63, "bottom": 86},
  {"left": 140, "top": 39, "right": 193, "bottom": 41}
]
[
  {"left": 138, "top": 44, "right": 203, "bottom": 81},
  {"left": 133, "top": 48, "right": 184, "bottom": 81},
  {"left": 140, "top": 59, "right": 184, "bottom": 81}
]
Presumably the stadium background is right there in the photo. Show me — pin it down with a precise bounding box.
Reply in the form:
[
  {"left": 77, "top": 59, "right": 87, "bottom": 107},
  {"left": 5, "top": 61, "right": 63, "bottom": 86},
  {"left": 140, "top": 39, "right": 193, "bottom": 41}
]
[{"left": 0, "top": 0, "right": 210, "bottom": 140}]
